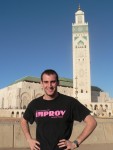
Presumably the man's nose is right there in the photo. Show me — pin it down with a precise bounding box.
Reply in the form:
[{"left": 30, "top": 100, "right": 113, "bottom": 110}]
[{"left": 48, "top": 82, "right": 52, "bottom": 87}]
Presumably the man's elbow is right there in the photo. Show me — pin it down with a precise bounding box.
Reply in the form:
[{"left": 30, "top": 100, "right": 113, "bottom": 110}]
[
  {"left": 89, "top": 115, "right": 97, "bottom": 129},
  {"left": 85, "top": 115, "right": 97, "bottom": 129},
  {"left": 93, "top": 117, "right": 97, "bottom": 129}
]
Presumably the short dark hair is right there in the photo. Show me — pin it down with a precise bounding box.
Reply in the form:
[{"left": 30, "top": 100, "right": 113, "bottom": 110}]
[{"left": 41, "top": 69, "right": 59, "bottom": 82}]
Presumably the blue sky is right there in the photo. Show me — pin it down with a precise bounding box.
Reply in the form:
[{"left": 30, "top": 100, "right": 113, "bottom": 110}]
[{"left": 0, "top": 0, "right": 113, "bottom": 98}]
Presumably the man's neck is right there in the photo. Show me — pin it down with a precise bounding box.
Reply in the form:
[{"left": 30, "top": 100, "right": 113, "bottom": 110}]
[{"left": 43, "top": 92, "right": 59, "bottom": 100}]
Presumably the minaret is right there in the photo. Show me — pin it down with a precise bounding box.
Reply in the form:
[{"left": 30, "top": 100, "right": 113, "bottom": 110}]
[{"left": 72, "top": 5, "right": 91, "bottom": 103}]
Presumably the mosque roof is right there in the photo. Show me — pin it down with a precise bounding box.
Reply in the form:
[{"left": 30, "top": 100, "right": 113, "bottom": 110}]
[
  {"left": 10, "top": 76, "right": 73, "bottom": 87},
  {"left": 10, "top": 76, "right": 103, "bottom": 92},
  {"left": 91, "top": 86, "right": 103, "bottom": 92},
  {"left": 13, "top": 76, "right": 41, "bottom": 83}
]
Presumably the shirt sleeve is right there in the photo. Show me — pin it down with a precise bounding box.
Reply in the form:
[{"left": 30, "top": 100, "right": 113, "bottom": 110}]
[
  {"left": 23, "top": 102, "right": 35, "bottom": 124},
  {"left": 72, "top": 99, "right": 91, "bottom": 122}
]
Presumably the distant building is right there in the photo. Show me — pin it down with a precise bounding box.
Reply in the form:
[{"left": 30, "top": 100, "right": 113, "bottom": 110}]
[{"left": 0, "top": 76, "right": 113, "bottom": 118}]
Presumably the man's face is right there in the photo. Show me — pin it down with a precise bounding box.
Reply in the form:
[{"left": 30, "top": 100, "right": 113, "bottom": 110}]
[{"left": 41, "top": 74, "right": 59, "bottom": 98}]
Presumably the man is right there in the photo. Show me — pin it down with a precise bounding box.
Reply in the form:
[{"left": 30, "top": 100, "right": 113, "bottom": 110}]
[{"left": 21, "top": 69, "right": 97, "bottom": 150}]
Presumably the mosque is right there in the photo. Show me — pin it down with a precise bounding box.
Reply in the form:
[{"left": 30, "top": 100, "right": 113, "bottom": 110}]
[{"left": 0, "top": 6, "right": 113, "bottom": 118}]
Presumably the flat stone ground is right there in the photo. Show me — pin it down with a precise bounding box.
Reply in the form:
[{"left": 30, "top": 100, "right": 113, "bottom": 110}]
[
  {"left": 0, "top": 118, "right": 113, "bottom": 150},
  {"left": 0, "top": 144, "right": 113, "bottom": 150}
]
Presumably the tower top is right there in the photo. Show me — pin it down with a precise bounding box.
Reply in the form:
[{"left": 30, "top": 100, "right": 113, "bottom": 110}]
[
  {"left": 74, "top": 5, "right": 87, "bottom": 25},
  {"left": 75, "top": 5, "right": 84, "bottom": 15},
  {"left": 78, "top": 4, "right": 81, "bottom": 10}
]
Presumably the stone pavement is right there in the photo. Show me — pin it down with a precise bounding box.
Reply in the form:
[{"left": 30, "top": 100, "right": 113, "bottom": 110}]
[
  {"left": 0, "top": 149, "right": 29, "bottom": 150},
  {"left": 1, "top": 144, "right": 113, "bottom": 150}
]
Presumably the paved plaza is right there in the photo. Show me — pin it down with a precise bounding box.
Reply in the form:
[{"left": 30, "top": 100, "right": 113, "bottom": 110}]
[{"left": 0, "top": 144, "right": 113, "bottom": 150}]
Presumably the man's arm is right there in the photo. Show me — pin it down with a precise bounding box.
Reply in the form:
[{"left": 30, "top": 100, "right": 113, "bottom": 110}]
[
  {"left": 76, "top": 114, "right": 97, "bottom": 145},
  {"left": 21, "top": 118, "right": 40, "bottom": 150},
  {"left": 58, "top": 115, "right": 97, "bottom": 149}
]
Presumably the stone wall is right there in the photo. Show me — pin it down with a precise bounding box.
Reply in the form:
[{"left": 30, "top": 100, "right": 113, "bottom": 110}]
[{"left": 0, "top": 118, "right": 113, "bottom": 148}]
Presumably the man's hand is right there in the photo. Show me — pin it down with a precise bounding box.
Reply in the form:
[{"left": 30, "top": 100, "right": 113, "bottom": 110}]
[
  {"left": 21, "top": 118, "right": 40, "bottom": 150},
  {"left": 58, "top": 139, "right": 76, "bottom": 150},
  {"left": 27, "top": 138, "right": 40, "bottom": 150}
]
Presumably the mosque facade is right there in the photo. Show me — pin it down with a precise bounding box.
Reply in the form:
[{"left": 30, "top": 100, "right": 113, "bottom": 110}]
[{"left": 0, "top": 7, "right": 113, "bottom": 118}]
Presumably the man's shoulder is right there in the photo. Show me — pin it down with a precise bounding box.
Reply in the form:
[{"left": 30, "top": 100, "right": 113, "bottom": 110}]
[
  {"left": 29, "top": 96, "right": 43, "bottom": 105},
  {"left": 59, "top": 93, "right": 77, "bottom": 102}
]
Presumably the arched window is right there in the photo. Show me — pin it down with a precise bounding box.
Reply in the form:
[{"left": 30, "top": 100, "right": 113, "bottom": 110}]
[
  {"left": 81, "top": 89, "right": 83, "bottom": 93},
  {"left": 21, "top": 112, "right": 24, "bottom": 117},
  {"left": 23, "top": 105, "right": 26, "bottom": 109},
  {"left": 11, "top": 111, "right": 14, "bottom": 117},
  {"left": 16, "top": 112, "right": 19, "bottom": 118},
  {"left": 109, "top": 112, "right": 111, "bottom": 117},
  {"left": 94, "top": 105, "right": 98, "bottom": 110}
]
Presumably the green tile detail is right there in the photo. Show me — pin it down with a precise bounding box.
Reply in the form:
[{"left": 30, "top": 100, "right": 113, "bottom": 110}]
[{"left": 72, "top": 25, "right": 88, "bottom": 33}]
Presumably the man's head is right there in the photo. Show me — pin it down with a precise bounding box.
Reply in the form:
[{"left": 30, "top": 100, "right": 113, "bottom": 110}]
[
  {"left": 41, "top": 69, "right": 59, "bottom": 99},
  {"left": 41, "top": 69, "right": 59, "bottom": 82}
]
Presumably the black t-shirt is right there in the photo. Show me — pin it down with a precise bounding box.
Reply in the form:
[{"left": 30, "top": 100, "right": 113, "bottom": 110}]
[{"left": 23, "top": 93, "right": 90, "bottom": 150}]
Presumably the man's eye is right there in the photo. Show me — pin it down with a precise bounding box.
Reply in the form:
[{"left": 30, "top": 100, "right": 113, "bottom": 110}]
[
  {"left": 52, "top": 81, "right": 56, "bottom": 83},
  {"left": 43, "top": 81, "right": 48, "bottom": 83}
]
